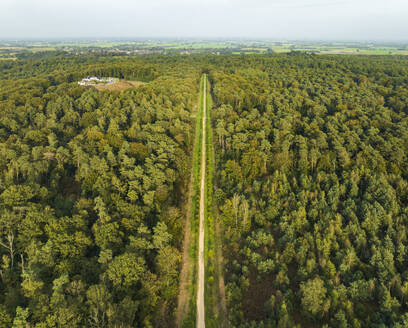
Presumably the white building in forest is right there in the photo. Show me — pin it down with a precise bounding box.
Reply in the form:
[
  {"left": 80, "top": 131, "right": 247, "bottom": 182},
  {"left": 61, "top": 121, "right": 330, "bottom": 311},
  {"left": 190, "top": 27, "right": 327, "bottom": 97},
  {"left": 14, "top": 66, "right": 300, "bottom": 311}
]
[{"left": 78, "top": 76, "right": 117, "bottom": 86}]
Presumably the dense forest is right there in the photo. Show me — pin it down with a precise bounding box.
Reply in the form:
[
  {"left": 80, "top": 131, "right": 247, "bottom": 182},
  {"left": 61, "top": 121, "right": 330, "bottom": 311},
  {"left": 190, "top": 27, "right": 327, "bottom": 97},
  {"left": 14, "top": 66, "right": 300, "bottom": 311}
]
[
  {"left": 1, "top": 52, "right": 408, "bottom": 327},
  {"left": 208, "top": 54, "right": 408, "bottom": 327},
  {"left": 0, "top": 54, "right": 200, "bottom": 327}
]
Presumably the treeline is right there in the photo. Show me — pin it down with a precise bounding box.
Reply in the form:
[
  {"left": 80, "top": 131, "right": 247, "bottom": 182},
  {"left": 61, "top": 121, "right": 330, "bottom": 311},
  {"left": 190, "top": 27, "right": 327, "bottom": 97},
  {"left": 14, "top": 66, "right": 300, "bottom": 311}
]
[
  {"left": 0, "top": 54, "right": 200, "bottom": 327},
  {"left": 209, "top": 54, "right": 408, "bottom": 327},
  {"left": 0, "top": 54, "right": 160, "bottom": 82}
]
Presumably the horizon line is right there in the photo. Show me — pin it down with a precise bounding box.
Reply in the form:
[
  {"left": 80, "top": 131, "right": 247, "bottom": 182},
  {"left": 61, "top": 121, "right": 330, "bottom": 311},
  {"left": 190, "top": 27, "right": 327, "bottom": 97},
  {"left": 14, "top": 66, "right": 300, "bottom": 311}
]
[{"left": 1, "top": 37, "right": 408, "bottom": 44}]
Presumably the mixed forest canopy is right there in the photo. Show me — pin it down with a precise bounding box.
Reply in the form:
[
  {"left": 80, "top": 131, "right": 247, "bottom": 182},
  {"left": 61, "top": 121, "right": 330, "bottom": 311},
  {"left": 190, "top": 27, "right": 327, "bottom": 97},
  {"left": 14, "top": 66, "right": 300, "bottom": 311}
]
[
  {"left": 208, "top": 53, "right": 408, "bottom": 327},
  {"left": 0, "top": 51, "right": 408, "bottom": 327},
  {"left": 0, "top": 53, "right": 200, "bottom": 327}
]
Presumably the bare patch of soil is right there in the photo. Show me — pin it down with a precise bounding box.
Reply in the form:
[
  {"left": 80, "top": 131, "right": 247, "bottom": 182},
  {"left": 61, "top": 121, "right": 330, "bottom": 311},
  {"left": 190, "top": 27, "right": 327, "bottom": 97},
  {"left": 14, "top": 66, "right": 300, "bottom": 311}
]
[{"left": 94, "top": 79, "right": 145, "bottom": 91}]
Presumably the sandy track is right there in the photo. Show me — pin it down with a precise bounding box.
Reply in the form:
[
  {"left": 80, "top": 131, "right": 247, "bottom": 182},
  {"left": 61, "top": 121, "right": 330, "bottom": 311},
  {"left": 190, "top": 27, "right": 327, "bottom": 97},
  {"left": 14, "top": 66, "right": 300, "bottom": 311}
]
[{"left": 197, "top": 75, "right": 206, "bottom": 328}]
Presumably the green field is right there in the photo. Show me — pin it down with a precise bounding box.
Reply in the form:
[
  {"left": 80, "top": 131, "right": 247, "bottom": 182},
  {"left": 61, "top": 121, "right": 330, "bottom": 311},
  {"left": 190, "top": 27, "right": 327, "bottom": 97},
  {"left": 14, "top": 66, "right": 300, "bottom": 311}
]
[{"left": 1, "top": 39, "right": 407, "bottom": 56}]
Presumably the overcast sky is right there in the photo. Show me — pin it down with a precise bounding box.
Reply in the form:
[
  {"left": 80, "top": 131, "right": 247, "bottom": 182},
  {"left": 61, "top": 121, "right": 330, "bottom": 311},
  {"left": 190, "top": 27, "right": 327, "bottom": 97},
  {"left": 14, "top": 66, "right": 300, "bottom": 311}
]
[{"left": 1, "top": 0, "right": 407, "bottom": 41}]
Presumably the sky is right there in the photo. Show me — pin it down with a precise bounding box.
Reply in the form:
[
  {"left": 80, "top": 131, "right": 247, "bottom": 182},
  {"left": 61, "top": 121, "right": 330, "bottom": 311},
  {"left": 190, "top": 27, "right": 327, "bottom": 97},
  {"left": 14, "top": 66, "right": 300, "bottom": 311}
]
[{"left": 1, "top": 0, "right": 408, "bottom": 41}]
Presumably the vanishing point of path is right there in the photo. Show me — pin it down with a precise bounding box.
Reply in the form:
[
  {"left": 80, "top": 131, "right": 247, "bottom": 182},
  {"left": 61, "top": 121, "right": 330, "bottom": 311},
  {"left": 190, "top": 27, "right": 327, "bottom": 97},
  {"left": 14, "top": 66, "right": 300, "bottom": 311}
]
[{"left": 197, "top": 74, "right": 207, "bottom": 328}]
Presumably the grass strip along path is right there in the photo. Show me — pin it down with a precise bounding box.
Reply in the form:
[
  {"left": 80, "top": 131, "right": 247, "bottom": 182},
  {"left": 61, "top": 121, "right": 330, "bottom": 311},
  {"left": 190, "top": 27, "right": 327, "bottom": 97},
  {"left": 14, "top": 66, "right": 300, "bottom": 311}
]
[
  {"left": 177, "top": 75, "right": 207, "bottom": 327},
  {"left": 177, "top": 74, "right": 225, "bottom": 327},
  {"left": 203, "top": 75, "right": 227, "bottom": 328}
]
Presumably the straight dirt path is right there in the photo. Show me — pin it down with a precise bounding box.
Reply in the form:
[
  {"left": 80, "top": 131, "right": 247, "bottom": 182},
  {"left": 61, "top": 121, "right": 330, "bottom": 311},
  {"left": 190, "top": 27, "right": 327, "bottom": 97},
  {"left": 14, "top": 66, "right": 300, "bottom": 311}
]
[{"left": 197, "top": 74, "right": 207, "bottom": 328}]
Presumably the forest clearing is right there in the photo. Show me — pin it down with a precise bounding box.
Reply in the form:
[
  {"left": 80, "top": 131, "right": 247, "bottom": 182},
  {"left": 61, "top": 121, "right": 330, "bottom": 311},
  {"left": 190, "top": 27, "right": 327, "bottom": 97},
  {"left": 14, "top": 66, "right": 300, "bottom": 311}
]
[{"left": 94, "top": 79, "right": 145, "bottom": 91}]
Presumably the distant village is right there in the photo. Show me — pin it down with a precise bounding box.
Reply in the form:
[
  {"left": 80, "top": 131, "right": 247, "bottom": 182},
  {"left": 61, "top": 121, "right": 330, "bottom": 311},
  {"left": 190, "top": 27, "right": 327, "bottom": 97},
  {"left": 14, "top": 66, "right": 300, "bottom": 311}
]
[{"left": 78, "top": 76, "right": 118, "bottom": 86}]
